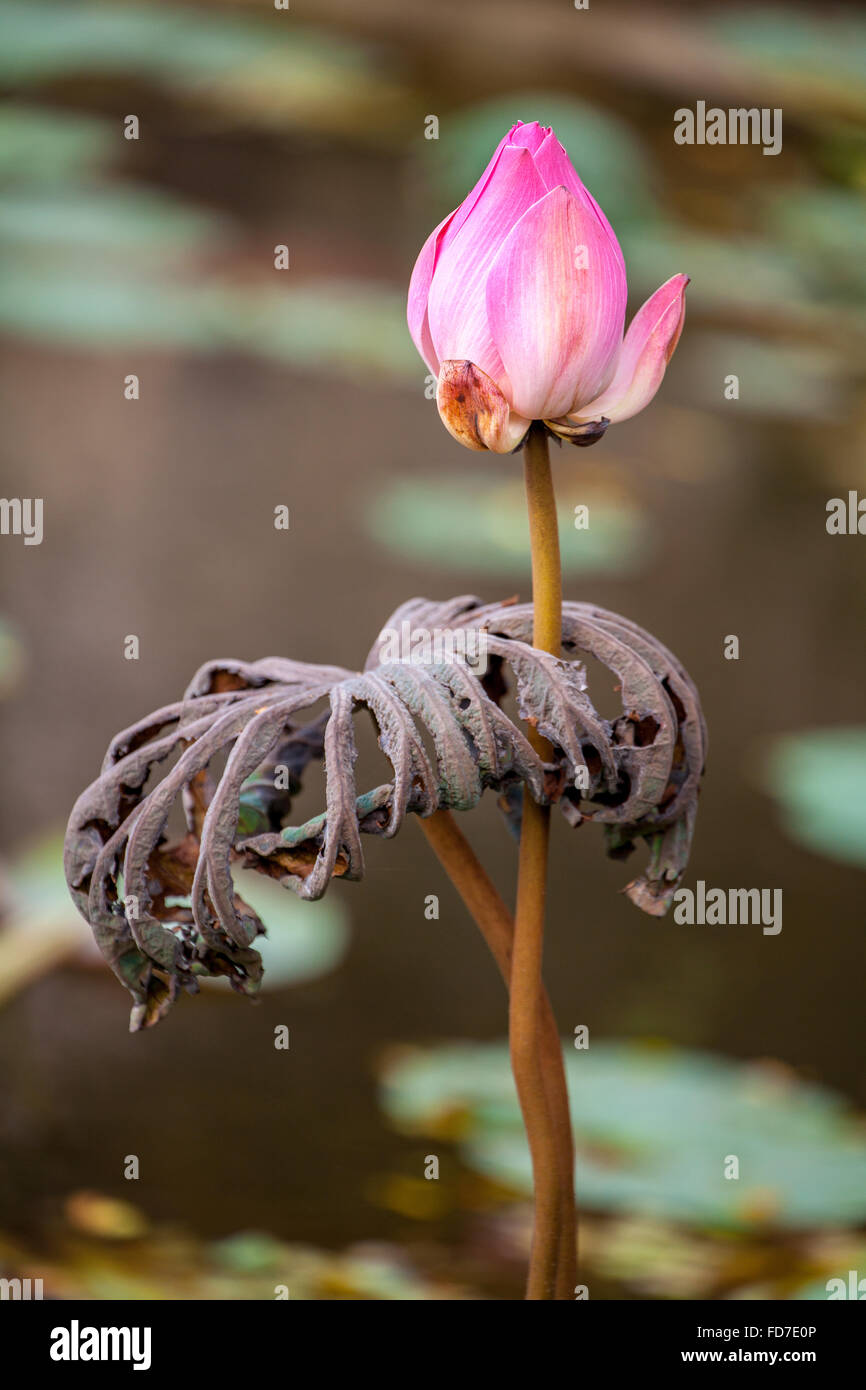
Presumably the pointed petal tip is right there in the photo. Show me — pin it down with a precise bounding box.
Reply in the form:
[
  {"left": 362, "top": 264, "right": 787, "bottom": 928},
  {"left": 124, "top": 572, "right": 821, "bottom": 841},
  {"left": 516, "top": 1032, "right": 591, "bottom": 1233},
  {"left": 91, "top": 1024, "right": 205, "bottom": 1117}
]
[{"left": 507, "top": 120, "right": 549, "bottom": 152}]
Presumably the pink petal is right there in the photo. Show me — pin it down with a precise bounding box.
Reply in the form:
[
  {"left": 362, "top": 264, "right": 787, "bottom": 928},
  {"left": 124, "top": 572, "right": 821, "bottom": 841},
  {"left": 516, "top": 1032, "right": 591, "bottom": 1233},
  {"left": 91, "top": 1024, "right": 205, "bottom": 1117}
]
[
  {"left": 570, "top": 273, "right": 688, "bottom": 424},
  {"left": 407, "top": 130, "right": 516, "bottom": 375},
  {"left": 449, "top": 128, "right": 513, "bottom": 235},
  {"left": 407, "top": 208, "right": 458, "bottom": 375},
  {"left": 426, "top": 146, "right": 548, "bottom": 388},
  {"left": 436, "top": 360, "right": 530, "bottom": 453},
  {"left": 507, "top": 120, "right": 550, "bottom": 154},
  {"left": 485, "top": 186, "right": 627, "bottom": 421},
  {"left": 531, "top": 130, "right": 625, "bottom": 274}
]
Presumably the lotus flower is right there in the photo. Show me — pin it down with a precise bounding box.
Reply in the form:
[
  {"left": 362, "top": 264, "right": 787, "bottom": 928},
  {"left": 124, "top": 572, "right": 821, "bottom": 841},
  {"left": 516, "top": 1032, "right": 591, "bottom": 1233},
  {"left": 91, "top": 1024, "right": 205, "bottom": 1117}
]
[{"left": 408, "top": 120, "right": 688, "bottom": 453}]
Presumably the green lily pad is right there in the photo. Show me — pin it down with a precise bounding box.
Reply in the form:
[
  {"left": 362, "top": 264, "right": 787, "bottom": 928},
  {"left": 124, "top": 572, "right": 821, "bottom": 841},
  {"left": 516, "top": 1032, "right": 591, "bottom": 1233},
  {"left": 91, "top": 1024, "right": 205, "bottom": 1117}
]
[
  {"left": 0, "top": 1, "right": 404, "bottom": 141},
  {"left": 380, "top": 1041, "right": 866, "bottom": 1231},
  {"left": 219, "top": 869, "right": 350, "bottom": 991},
  {"left": 365, "top": 475, "right": 650, "bottom": 578},
  {"left": 622, "top": 224, "right": 818, "bottom": 317},
  {"left": 789, "top": 1270, "right": 866, "bottom": 1301},
  {"left": 763, "top": 727, "right": 866, "bottom": 869},
  {"left": 0, "top": 1219, "right": 466, "bottom": 1300},
  {"left": 0, "top": 106, "right": 115, "bottom": 185},
  {"left": 6, "top": 834, "right": 77, "bottom": 921},
  {"left": 208, "top": 1231, "right": 444, "bottom": 1299},
  {"left": 0, "top": 264, "right": 414, "bottom": 376},
  {"left": 0, "top": 617, "right": 25, "bottom": 697},
  {"left": 0, "top": 187, "right": 222, "bottom": 261},
  {"left": 711, "top": 11, "right": 866, "bottom": 107},
  {"left": 0, "top": 270, "right": 216, "bottom": 349},
  {"left": 678, "top": 333, "right": 846, "bottom": 420},
  {"left": 0, "top": 1, "right": 379, "bottom": 92},
  {"left": 760, "top": 187, "right": 866, "bottom": 302},
  {"left": 234, "top": 279, "right": 413, "bottom": 377}
]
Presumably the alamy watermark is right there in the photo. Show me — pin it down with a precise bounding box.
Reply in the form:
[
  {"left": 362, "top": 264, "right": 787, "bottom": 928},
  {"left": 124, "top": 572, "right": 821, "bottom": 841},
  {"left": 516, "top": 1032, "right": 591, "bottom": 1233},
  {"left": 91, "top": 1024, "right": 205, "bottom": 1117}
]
[
  {"left": 50, "top": 1321, "right": 151, "bottom": 1370},
  {"left": 673, "top": 881, "right": 782, "bottom": 935},
  {"left": 674, "top": 102, "right": 782, "bottom": 157},
  {"left": 826, "top": 1270, "right": 866, "bottom": 1299},
  {"left": 0, "top": 497, "right": 43, "bottom": 545},
  {"left": 826, "top": 491, "right": 866, "bottom": 535},
  {"left": 1, "top": 1276, "right": 43, "bottom": 1299}
]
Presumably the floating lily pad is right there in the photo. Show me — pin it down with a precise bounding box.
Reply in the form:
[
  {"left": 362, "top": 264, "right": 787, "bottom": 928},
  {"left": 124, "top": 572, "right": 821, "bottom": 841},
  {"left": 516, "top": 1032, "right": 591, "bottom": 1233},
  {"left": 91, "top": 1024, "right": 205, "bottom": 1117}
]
[
  {"left": 6, "top": 834, "right": 79, "bottom": 922},
  {"left": 763, "top": 727, "right": 866, "bottom": 869},
  {"left": 622, "top": 225, "right": 817, "bottom": 316},
  {"left": 0, "top": 270, "right": 218, "bottom": 349},
  {"left": 760, "top": 188, "right": 866, "bottom": 302},
  {"left": 711, "top": 11, "right": 866, "bottom": 112},
  {"left": 0, "top": 1217, "right": 465, "bottom": 1300},
  {"left": 209, "top": 1232, "right": 447, "bottom": 1300},
  {"left": 0, "top": 106, "right": 115, "bottom": 185},
  {"left": 0, "top": 617, "right": 25, "bottom": 697},
  {"left": 365, "top": 475, "right": 650, "bottom": 578},
  {"left": 380, "top": 1041, "right": 866, "bottom": 1230},
  {"left": 0, "top": 1, "right": 404, "bottom": 137},
  {"left": 678, "top": 333, "right": 846, "bottom": 420},
  {"left": 237, "top": 279, "right": 413, "bottom": 377},
  {"left": 0, "top": 187, "right": 223, "bottom": 261},
  {"left": 0, "top": 265, "right": 414, "bottom": 376},
  {"left": 217, "top": 869, "right": 350, "bottom": 991},
  {"left": 788, "top": 1273, "right": 863, "bottom": 1301},
  {"left": 0, "top": 1, "right": 376, "bottom": 90}
]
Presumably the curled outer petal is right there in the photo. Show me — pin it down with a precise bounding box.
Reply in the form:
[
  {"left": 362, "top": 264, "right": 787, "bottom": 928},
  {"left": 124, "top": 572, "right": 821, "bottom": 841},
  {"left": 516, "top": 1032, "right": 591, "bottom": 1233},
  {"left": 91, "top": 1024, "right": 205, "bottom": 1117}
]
[
  {"left": 545, "top": 416, "right": 609, "bottom": 448},
  {"left": 436, "top": 361, "right": 530, "bottom": 454},
  {"left": 570, "top": 273, "right": 688, "bottom": 426},
  {"left": 407, "top": 209, "right": 456, "bottom": 376}
]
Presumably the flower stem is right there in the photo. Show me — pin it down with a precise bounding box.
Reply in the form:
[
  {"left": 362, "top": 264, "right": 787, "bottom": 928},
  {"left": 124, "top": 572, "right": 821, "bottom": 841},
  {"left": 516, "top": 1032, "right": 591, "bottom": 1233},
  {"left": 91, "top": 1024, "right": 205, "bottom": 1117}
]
[
  {"left": 523, "top": 424, "right": 563, "bottom": 656},
  {"left": 417, "top": 809, "right": 576, "bottom": 1296},
  {"left": 512, "top": 422, "right": 574, "bottom": 1299}
]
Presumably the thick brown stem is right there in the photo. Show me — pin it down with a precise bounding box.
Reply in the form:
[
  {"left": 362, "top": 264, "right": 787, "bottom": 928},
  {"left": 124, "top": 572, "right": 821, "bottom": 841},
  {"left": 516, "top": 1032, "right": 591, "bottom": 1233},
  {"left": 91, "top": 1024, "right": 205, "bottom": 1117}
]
[
  {"left": 418, "top": 809, "right": 576, "bottom": 1296},
  {"left": 511, "top": 773, "right": 560, "bottom": 1296}
]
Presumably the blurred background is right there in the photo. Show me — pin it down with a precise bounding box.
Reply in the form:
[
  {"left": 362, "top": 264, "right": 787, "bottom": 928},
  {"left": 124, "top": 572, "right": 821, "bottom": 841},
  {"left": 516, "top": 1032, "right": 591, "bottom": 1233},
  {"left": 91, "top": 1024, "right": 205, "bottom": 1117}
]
[{"left": 0, "top": 0, "right": 865, "bottom": 1299}]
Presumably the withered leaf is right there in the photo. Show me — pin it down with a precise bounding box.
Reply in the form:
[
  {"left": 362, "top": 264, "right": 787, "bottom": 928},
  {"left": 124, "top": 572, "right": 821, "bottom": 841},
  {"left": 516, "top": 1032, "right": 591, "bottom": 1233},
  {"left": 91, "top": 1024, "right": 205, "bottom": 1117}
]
[{"left": 64, "top": 596, "right": 706, "bottom": 1028}]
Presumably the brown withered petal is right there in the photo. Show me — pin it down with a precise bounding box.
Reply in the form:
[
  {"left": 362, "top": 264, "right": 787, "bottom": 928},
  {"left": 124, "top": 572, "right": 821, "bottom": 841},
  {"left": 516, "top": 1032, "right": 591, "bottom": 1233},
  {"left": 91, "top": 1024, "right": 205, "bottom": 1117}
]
[
  {"left": 436, "top": 361, "right": 530, "bottom": 453},
  {"left": 64, "top": 596, "right": 706, "bottom": 1029},
  {"left": 544, "top": 416, "right": 610, "bottom": 447}
]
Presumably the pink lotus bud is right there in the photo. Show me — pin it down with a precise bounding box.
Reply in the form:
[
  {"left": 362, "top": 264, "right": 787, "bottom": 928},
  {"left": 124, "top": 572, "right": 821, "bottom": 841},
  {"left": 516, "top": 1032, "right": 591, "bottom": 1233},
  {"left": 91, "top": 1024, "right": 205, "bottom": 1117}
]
[{"left": 408, "top": 120, "right": 688, "bottom": 453}]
